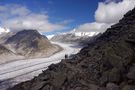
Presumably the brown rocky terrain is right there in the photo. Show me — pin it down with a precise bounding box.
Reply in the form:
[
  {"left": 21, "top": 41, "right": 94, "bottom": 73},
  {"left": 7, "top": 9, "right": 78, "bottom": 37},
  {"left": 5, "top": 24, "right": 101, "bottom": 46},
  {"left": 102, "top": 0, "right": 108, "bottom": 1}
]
[
  {"left": 0, "top": 43, "right": 24, "bottom": 64},
  {"left": 0, "top": 30, "right": 61, "bottom": 64},
  {"left": 5, "top": 30, "right": 59, "bottom": 58},
  {"left": 8, "top": 8, "right": 135, "bottom": 90}
]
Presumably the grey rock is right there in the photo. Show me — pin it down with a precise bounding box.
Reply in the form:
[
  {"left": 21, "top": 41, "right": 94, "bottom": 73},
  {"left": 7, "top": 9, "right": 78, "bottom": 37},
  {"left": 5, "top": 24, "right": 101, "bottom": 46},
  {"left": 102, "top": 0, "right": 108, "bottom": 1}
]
[
  {"left": 106, "top": 83, "right": 120, "bottom": 90},
  {"left": 122, "top": 85, "right": 135, "bottom": 90},
  {"left": 127, "top": 65, "right": 135, "bottom": 80}
]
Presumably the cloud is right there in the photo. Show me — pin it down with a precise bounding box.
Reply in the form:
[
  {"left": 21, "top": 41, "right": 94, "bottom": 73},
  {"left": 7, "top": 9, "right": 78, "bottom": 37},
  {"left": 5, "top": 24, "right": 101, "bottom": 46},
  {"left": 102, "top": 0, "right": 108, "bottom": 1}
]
[
  {"left": 76, "top": 0, "right": 135, "bottom": 33},
  {"left": 0, "top": 4, "right": 66, "bottom": 32},
  {"left": 58, "top": 19, "right": 74, "bottom": 25},
  {"left": 77, "top": 22, "right": 111, "bottom": 32},
  {"left": 95, "top": 0, "right": 135, "bottom": 23},
  {"left": 0, "top": 27, "right": 10, "bottom": 34},
  {"left": 104, "top": 0, "right": 122, "bottom": 3}
]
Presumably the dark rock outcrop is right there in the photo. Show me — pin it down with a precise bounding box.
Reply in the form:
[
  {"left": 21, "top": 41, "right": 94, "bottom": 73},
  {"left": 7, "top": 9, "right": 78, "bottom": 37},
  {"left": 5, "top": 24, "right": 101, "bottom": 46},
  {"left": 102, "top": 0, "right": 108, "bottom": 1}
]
[{"left": 8, "top": 8, "right": 135, "bottom": 90}]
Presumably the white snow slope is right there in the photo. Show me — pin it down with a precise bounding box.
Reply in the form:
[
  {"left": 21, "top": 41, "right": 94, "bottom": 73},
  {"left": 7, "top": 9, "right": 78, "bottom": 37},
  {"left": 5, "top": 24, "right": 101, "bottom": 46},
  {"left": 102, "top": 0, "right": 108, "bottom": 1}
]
[{"left": 0, "top": 42, "right": 82, "bottom": 90}]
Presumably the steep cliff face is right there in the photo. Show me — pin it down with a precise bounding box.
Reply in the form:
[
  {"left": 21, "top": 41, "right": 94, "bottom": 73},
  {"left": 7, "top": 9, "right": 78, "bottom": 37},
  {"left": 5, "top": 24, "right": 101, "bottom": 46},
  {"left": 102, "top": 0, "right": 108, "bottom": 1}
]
[{"left": 9, "top": 8, "right": 135, "bottom": 90}]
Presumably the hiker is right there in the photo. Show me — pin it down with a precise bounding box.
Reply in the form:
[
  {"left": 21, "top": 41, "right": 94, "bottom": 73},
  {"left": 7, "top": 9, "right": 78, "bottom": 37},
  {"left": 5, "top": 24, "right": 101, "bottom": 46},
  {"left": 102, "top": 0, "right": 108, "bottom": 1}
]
[{"left": 65, "top": 54, "right": 68, "bottom": 59}]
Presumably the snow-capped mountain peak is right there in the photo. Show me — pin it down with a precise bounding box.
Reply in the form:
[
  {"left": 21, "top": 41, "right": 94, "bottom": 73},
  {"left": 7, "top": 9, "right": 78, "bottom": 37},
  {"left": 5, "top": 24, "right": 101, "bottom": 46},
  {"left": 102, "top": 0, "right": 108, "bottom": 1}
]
[
  {"left": 74, "top": 31, "right": 99, "bottom": 37},
  {"left": 71, "top": 28, "right": 99, "bottom": 37},
  {"left": 0, "top": 27, "right": 10, "bottom": 34}
]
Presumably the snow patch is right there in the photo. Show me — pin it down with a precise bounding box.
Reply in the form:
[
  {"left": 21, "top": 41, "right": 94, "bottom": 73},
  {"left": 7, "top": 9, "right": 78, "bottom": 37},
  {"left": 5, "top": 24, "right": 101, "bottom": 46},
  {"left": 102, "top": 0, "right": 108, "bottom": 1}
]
[
  {"left": 0, "top": 27, "right": 10, "bottom": 34},
  {"left": 46, "top": 34, "right": 54, "bottom": 39}
]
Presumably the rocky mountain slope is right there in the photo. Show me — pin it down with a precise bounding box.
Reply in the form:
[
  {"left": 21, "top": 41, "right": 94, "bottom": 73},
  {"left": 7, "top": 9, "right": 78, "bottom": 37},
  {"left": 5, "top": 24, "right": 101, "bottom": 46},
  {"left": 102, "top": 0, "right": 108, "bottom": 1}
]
[
  {"left": 0, "top": 30, "right": 61, "bottom": 63},
  {"left": 0, "top": 32, "right": 24, "bottom": 63},
  {"left": 5, "top": 30, "right": 60, "bottom": 58},
  {"left": 0, "top": 44, "right": 23, "bottom": 63},
  {"left": 8, "top": 8, "right": 135, "bottom": 90},
  {"left": 0, "top": 32, "right": 14, "bottom": 44}
]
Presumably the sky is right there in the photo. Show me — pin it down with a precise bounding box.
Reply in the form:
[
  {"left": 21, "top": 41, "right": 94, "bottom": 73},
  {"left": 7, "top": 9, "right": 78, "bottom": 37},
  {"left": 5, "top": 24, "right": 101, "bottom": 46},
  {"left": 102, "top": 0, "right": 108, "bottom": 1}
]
[{"left": 0, "top": 0, "right": 135, "bottom": 35}]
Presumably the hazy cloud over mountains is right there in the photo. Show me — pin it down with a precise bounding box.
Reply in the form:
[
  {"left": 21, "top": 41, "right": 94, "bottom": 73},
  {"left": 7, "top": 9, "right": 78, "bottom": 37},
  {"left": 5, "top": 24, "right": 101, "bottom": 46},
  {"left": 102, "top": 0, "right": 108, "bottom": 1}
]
[
  {"left": 76, "top": 0, "right": 135, "bottom": 32},
  {"left": 76, "top": 22, "right": 110, "bottom": 32}
]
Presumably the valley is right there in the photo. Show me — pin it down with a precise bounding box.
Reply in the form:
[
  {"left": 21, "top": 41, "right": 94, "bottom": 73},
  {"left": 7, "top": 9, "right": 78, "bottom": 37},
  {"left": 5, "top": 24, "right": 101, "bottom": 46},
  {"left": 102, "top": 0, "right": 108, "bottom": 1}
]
[
  {"left": 0, "top": 42, "right": 82, "bottom": 90},
  {"left": 0, "top": 0, "right": 135, "bottom": 90}
]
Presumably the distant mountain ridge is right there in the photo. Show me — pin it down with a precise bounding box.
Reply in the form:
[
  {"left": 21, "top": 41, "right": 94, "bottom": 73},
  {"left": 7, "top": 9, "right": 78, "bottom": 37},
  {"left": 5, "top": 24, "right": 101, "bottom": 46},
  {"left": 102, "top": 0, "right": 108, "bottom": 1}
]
[{"left": 51, "top": 31, "right": 101, "bottom": 45}]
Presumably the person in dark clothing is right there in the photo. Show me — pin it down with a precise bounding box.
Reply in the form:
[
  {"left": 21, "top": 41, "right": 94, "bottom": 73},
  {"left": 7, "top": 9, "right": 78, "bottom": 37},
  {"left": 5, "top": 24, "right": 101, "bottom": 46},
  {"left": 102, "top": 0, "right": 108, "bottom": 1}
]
[{"left": 65, "top": 54, "right": 68, "bottom": 59}]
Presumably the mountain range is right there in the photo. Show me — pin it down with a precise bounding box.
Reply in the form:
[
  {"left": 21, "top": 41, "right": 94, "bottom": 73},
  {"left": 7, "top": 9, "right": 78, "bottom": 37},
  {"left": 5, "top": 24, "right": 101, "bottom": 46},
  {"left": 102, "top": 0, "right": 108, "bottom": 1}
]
[
  {"left": 9, "top": 7, "right": 135, "bottom": 90},
  {"left": 51, "top": 31, "right": 101, "bottom": 46}
]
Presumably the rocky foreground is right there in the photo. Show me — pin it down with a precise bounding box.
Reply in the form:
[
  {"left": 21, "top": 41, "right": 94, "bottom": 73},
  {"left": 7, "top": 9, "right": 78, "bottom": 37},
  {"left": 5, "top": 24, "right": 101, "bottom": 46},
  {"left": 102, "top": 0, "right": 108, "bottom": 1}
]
[{"left": 8, "top": 8, "right": 135, "bottom": 90}]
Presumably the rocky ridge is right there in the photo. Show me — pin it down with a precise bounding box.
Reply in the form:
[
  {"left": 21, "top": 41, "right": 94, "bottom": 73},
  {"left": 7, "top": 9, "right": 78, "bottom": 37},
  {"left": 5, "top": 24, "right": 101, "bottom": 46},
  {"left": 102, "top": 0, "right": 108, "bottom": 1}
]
[{"left": 8, "top": 8, "right": 135, "bottom": 90}]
